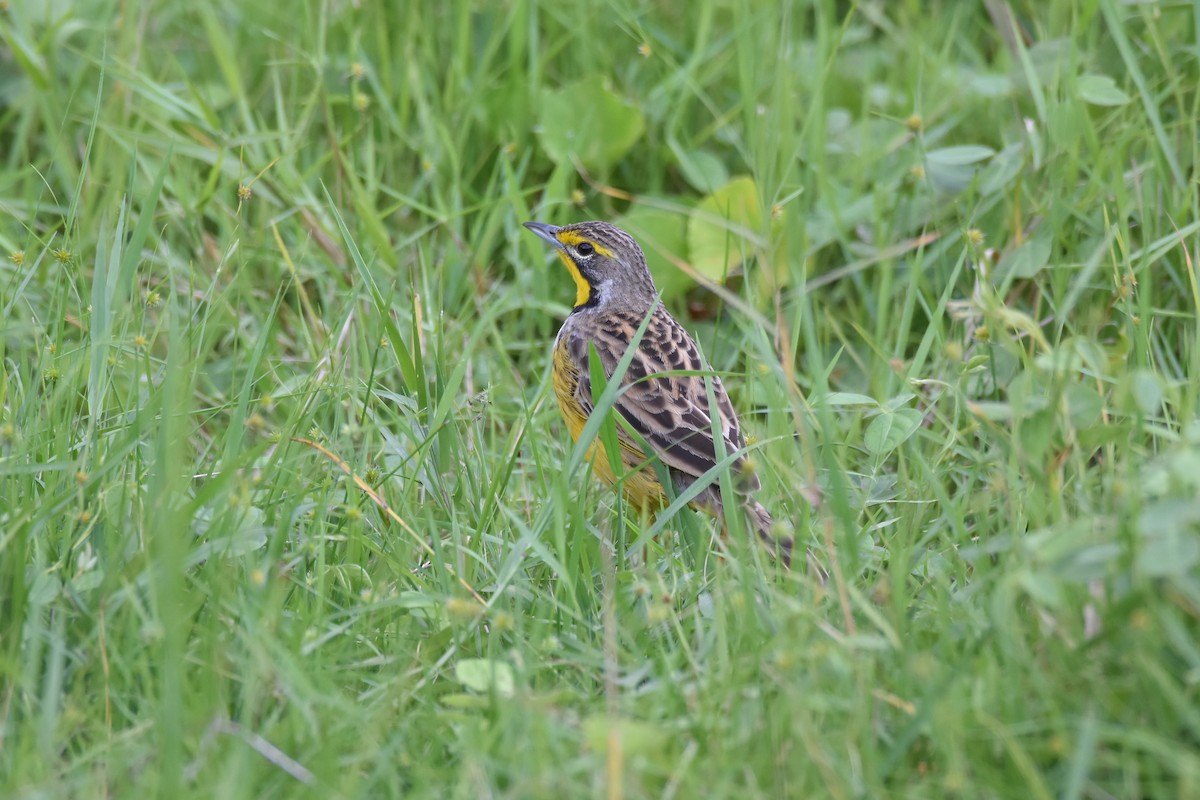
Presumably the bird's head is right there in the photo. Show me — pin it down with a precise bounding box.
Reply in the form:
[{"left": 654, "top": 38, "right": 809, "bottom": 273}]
[{"left": 523, "top": 220, "right": 658, "bottom": 312}]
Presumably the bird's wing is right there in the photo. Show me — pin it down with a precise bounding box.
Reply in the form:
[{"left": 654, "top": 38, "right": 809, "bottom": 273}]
[{"left": 568, "top": 309, "right": 757, "bottom": 491}]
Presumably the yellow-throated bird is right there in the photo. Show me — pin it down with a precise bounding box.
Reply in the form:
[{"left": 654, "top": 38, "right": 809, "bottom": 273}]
[{"left": 524, "top": 220, "right": 793, "bottom": 565}]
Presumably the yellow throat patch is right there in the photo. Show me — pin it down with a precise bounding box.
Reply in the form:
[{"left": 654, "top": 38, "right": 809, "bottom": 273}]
[
  {"left": 551, "top": 231, "right": 615, "bottom": 308},
  {"left": 553, "top": 250, "right": 592, "bottom": 308}
]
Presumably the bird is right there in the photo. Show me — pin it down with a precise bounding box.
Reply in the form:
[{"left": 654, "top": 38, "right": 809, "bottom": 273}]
[{"left": 523, "top": 219, "right": 793, "bottom": 565}]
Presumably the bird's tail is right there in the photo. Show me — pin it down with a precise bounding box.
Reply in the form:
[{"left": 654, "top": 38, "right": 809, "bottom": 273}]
[
  {"left": 747, "top": 501, "right": 794, "bottom": 568},
  {"left": 746, "top": 501, "right": 826, "bottom": 582}
]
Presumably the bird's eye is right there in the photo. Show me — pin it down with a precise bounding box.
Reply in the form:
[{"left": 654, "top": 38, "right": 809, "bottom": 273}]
[{"left": 576, "top": 242, "right": 595, "bottom": 257}]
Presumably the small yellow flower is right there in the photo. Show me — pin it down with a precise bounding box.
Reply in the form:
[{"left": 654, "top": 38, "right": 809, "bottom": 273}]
[
  {"left": 133, "top": 334, "right": 148, "bottom": 349},
  {"left": 771, "top": 203, "right": 784, "bottom": 220},
  {"left": 237, "top": 183, "right": 252, "bottom": 202},
  {"left": 346, "top": 506, "right": 362, "bottom": 522},
  {"left": 250, "top": 567, "right": 267, "bottom": 587},
  {"left": 905, "top": 113, "right": 923, "bottom": 132},
  {"left": 909, "top": 164, "right": 925, "bottom": 180},
  {"left": 638, "top": 42, "right": 651, "bottom": 58},
  {"left": 353, "top": 91, "right": 371, "bottom": 112},
  {"left": 9, "top": 251, "right": 25, "bottom": 266},
  {"left": 307, "top": 425, "right": 322, "bottom": 440},
  {"left": 943, "top": 770, "right": 966, "bottom": 792},
  {"left": 145, "top": 289, "right": 161, "bottom": 307},
  {"left": 912, "top": 652, "right": 937, "bottom": 680},
  {"left": 54, "top": 248, "right": 72, "bottom": 264},
  {"left": 79, "top": 509, "right": 93, "bottom": 524},
  {"left": 446, "top": 597, "right": 484, "bottom": 618},
  {"left": 502, "top": 142, "right": 517, "bottom": 157},
  {"left": 771, "top": 649, "right": 797, "bottom": 670},
  {"left": 965, "top": 228, "right": 985, "bottom": 248},
  {"left": 570, "top": 188, "right": 586, "bottom": 205},
  {"left": 646, "top": 603, "right": 671, "bottom": 625},
  {"left": 364, "top": 465, "right": 382, "bottom": 485},
  {"left": 75, "top": 470, "right": 88, "bottom": 485},
  {"left": 975, "top": 325, "right": 990, "bottom": 343},
  {"left": 349, "top": 61, "right": 366, "bottom": 80},
  {"left": 245, "top": 413, "right": 267, "bottom": 432}
]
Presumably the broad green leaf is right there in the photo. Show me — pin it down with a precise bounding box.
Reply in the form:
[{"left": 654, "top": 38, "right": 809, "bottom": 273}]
[
  {"left": 1057, "top": 542, "right": 1123, "bottom": 583},
  {"left": 582, "top": 716, "right": 669, "bottom": 760},
  {"left": 688, "top": 176, "right": 761, "bottom": 281},
  {"left": 966, "top": 73, "right": 1013, "bottom": 97},
  {"left": 1066, "top": 382, "right": 1103, "bottom": 429},
  {"left": 1078, "top": 74, "right": 1131, "bottom": 106},
  {"left": 926, "top": 145, "right": 995, "bottom": 166},
  {"left": 538, "top": 76, "right": 645, "bottom": 170},
  {"left": 968, "top": 401, "right": 1014, "bottom": 421},
  {"left": 189, "top": 505, "right": 268, "bottom": 563},
  {"left": 1017, "top": 569, "right": 1065, "bottom": 609},
  {"left": 1017, "top": 407, "right": 1059, "bottom": 463},
  {"left": 925, "top": 145, "right": 995, "bottom": 193},
  {"left": 978, "top": 143, "right": 1027, "bottom": 196},
  {"left": 455, "top": 658, "right": 515, "bottom": 697},
  {"left": 28, "top": 572, "right": 62, "bottom": 605},
  {"left": 439, "top": 693, "right": 491, "bottom": 709},
  {"left": 996, "top": 233, "right": 1052, "bottom": 280},
  {"left": 884, "top": 393, "right": 918, "bottom": 411},
  {"left": 616, "top": 204, "right": 691, "bottom": 301},
  {"left": 813, "top": 392, "right": 878, "bottom": 408},
  {"left": 1137, "top": 500, "right": 1200, "bottom": 577},
  {"left": 1071, "top": 337, "right": 1109, "bottom": 378},
  {"left": 805, "top": 192, "right": 874, "bottom": 251},
  {"left": 673, "top": 147, "right": 728, "bottom": 193},
  {"left": 864, "top": 408, "right": 923, "bottom": 456},
  {"left": 71, "top": 570, "right": 104, "bottom": 594},
  {"left": 1128, "top": 369, "right": 1164, "bottom": 415}
]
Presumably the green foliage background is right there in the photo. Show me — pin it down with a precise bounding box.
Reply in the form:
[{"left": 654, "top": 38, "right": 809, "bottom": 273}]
[{"left": 1, "top": 0, "right": 1198, "bottom": 797}]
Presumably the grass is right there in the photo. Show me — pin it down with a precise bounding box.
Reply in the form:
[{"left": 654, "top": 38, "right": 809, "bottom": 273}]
[{"left": 1, "top": 0, "right": 1199, "bottom": 796}]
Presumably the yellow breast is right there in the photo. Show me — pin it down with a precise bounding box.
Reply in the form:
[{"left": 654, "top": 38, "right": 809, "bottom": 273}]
[{"left": 551, "top": 334, "right": 667, "bottom": 512}]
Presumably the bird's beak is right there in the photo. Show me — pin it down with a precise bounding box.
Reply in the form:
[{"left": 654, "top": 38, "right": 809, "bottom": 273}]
[{"left": 523, "top": 221, "right": 565, "bottom": 250}]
